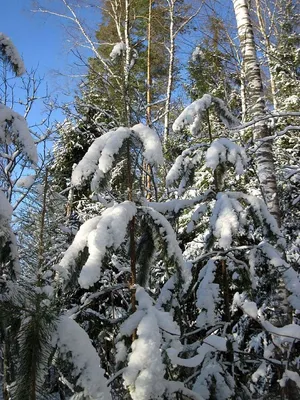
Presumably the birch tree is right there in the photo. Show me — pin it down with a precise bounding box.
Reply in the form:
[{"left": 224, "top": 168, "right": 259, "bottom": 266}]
[{"left": 232, "top": 0, "right": 281, "bottom": 225}]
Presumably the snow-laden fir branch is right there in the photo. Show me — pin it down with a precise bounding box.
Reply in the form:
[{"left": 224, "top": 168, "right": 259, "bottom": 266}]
[
  {"left": 167, "top": 334, "right": 227, "bottom": 368},
  {"left": 196, "top": 259, "right": 221, "bottom": 329},
  {"left": 119, "top": 286, "right": 181, "bottom": 400},
  {"left": 249, "top": 241, "right": 300, "bottom": 308},
  {"left": 110, "top": 41, "right": 126, "bottom": 60},
  {"left": 0, "top": 32, "right": 25, "bottom": 76},
  {"left": 59, "top": 202, "right": 136, "bottom": 288},
  {"left": 192, "top": 359, "right": 235, "bottom": 400},
  {"left": 209, "top": 192, "right": 284, "bottom": 250},
  {"left": 166, "top": 144, "right": 208, "bottom": 193},
  {"left": 132, "top": 123, "right": 164, "bottom": 165},
  {"left": 71, "top": 127, "right": 132, "bottom": 190},
  {"left": 57, "top": 216, "right": 102, "bottom": 280},
  {"left": 55, "top": 315, "right": 111, "bottom": 400},
  {"left": 147, "top": 191, "right": 211, "bottom": 216},
  {"left": 140, "top": 206, "right": 191, "bottom": 287},
  {"left": 206, "top": 138, "right": 248, "bottom": 176},
  {"left": 0, "top": 104, "right": 38, "bottom": 164},
  {"left": 234, "top": 294, "right": 300, "bottom": 341},
  {"left": 72, "top": 124, "right": 163, "bottom": 192},
  {"left": 0, "top": 189, "right": 13, "bottom": 220},
  {"left": 173, "top": 94, "right": 240, "bottom": 135}
]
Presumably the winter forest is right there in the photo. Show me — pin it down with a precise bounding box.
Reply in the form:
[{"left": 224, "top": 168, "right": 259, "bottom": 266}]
[{"left": 0, "top": 0, "right": 299, "bottom": 399}]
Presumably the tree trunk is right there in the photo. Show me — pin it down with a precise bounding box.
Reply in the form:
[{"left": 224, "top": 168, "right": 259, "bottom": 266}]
[
  {"left": 253, "top": 0, "right": 278, "bottom": 110},
  {"left": 145, "top": 0, "right": 153, "bottom": 200},
  {"left": 163, "top": 0, "right": 175, "bottom": 149},
  {"left": 232, "top": 0, "right": 281, "bottom": 226}
]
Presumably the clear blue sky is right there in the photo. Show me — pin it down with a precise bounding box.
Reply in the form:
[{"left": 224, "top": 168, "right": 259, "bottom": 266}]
[
  {"left": 0, "top": 0, "right": 70, "bottom": 84},
  {"left": 0, "top": 0, "right": 100, "bottom": 132},
  {"left": 0, "top": 0, "right": 74, "bottom": 129}
]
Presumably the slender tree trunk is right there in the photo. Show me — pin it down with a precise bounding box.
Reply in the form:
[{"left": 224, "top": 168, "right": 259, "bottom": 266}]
[
  {"left": 163, "top": 0, "right": 175, "bottom": 149},
  {"left": 233, "top": 10, "right": 292, "bottom": 398},
  {"left": 254, "top": 0, "right": 278, "bottom": 110},
  {"left": 145, "top": 0, "right": 153, "bottom": 200},
  {"left": 123, "top": 0, "right": 131, "bottom": 127},
  {"left": 233, "top": 0, "right": 281, "bottom": 225}
]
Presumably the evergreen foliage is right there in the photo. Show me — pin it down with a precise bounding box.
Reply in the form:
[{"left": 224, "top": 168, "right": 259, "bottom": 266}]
[{"left": 1, "top": 1, "right": 300, "bottom": 399}]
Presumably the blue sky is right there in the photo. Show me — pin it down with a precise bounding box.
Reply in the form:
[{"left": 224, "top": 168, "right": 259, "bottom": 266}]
[
  {"left": 1, "top": 1, "right": 69, "bottom": 85},
  {"left": 1, "top": 0, "right": 73, "bottom": 130},
  {"left": 0, "top": 0, "right": 100, "bottom": 129}
]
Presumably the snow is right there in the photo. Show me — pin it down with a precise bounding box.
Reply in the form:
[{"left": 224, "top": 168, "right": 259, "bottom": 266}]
[
  {"left": 156, "top": 275, "right": 175, "bottom": 308},
  {"left": 196, "top": 259, "right": 220, "bottom": 328},
  {"left": 241, "top": 300, "right": 258, "bottom": 319},
  {"left": 0, "top": 189, "right": 13, "bottom": 219},
  {"left": 234, "top": 292, "right": 300, "bottom": 340},
  {"left": 279, "top": 370, "right": 300, "bottom": 389},
  {"left": 248, "top": 242, "right": 300, "bottom": 308},
  {"left": 0, "top": 104, "right": 38, "bottom": 164},
  {"left": 71, "top": 127, "right": 132, "bottom": 190},
  {"left": 0, "top": 33, "right": 25, "bottom": 76},
  {"left": 122, "top": 287, "right": 180, "bottom": 400},
  {"left": 16, "top": 174, "right": 36, "bottom": 188},
  {"left": 173, "top": 94, "right": 212, "bottom": 135},
  {"left": 167, "top": 381, "right": 205, "bottom": 400},
  {"left": 110, "top": 41, "right": 126, "bottom": 60},
  {"left": 261, "top": 321, "right": 300, "bottom": 340},
  {"left": 55, "top": 315, "right": 111, "bottom": 400},
  {"left": 72, "top": 125, "right": 163, "bottom": 192},
  {"left": 283, "top": 267, "right": 300, "bottom": 309},
  {"left": 141, "top": 206, "right": 191, "bottom": 287},
  {"left": 132, "top": 123, "right": 164, "bottom": 165},
  {"left": 119, "top": 309, "right": 145, "bottom": 337},
  {"left": 115, "top": 340, "right": 127, "bottom": 363},
  {"left": 173, "top": 95, "right": 239, "bottom": 135},
  {"left": 210, "top": 193, "right": 241, "bottom": 249},
  {"left": 191, "top": 46, "right": 203, "bottom": 62},
  {"left": 78, "top": 201, "right": 137, "bottom": 288},
  {"left": 213, "top": 192, "right": 285, "bottom": 247},
  {"left": 148, "top": 193, "right": 210, "bottom": 216},
  {"left": 193, "top": 360, "right": 234, "bottom": 400},
  {"left": 58, "top": 216, "right": 102, "bottom": 280},
  {"left": 167, "top": 335, "right": 227, "bottom": 368},
  {"left": 205, "top": 138, "right": 247, "bottom": 175},
  {"left": 187, "top": 204, "right": 208, "bottom": 233}
]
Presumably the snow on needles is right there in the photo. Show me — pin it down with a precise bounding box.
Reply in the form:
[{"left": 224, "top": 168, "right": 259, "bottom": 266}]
[
  {"left": 0, "top": 189, "right": 13, "bottom": 220},
  {"left": 58, "top": 216, "right": 102, "bottom": 280},
  {"left": 141, "top": 206, "right": 191, "bottom": 287},
  {"left": 210, "top": 193, "right": 242, "bottom": 249},
  {"left": 0, "top": 104, "right": 38, "bottom": 164},
  {"left": 59, "top": 202, "right": 137, "bottom": 288},
  {"left": 55, "top": 315, "right": 111, "bottom": 400},
  {"left": 121, "top": 286, "right": 181, "bottom": 400},
  {"left": 173, "top": 94, "right": 212, "bottom": 135},
  {"left": 132, "top": 123, "right": 164, "bottom": 165},
  {"left": 206, "top": 138, "right": 247, "bottom": 175},
  {"left": 77, "top": 202, "right": 136, "bottom": 288},
  {"left": 173, "top": 94, "right": 239, "bottom": 135},
  {"left": 196, "top": 259, "right": 221, "bottom": 328},
  {"left": 0, "top": 33, "right": 25, "bottom": 76},
  {"left": 110, "top": 41, "right": 126, "bottom": 60},
  {"left": 72, "top": 124, "right": 163, "bottom": 191},
  {"left": 71, "top": 127, "right": 131, "bottom": 190}
]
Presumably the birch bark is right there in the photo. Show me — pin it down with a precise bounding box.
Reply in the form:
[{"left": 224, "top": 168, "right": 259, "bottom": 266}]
[{"left": 233, "top": 0, "right": 281, "bottom": 225}]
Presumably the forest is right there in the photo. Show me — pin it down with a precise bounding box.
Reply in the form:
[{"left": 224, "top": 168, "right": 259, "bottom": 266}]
[{"left": 0, "top": 0, "right": 299, "bottom": 399}]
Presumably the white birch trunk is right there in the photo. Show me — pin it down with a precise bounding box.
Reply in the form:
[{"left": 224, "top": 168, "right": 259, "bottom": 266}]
[
  {"left": 163, "top": 0, "right": 175, "bottom": 149},
  {"left": 233, "top": 1, "right": 291, "bottom": 347},
  {"left": 233, "top": 0, "right": 281, "bottom": 226},
  {"left": 123, "top": 0, "right": 132, "bottom": 126},
  {"left": 254, "top": 0, "right": 278, "bottom": 110}
]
